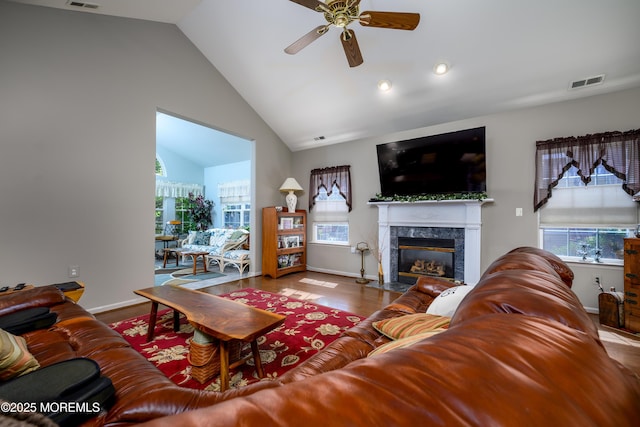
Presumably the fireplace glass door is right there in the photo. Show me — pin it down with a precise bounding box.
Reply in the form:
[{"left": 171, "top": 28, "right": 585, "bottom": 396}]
[{"left": 397, "top": 237, "right": 455, "bottom": 284}]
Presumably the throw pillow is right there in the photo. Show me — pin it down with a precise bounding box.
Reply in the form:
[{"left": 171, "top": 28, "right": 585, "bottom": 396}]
[
  {"left": 368, "top": 330, "right": 445, "bottom": 357},
  {"left": 0, "top": 328, "right": 40, "bottom": 380},
  {"left": 426, "top": 285, "right": 473, "bottom": 317},
  {"left": 373, "top": 313, "right": 450, "bottom": 340},
  {"left": 187, "top": 231, "right": 197, "bottom": 244},
  {"left": 230, "top": 230, "right": 246, "bottom": 241},
  {"left": 192, "top": 232, "right": 211, "bottom": 245}
]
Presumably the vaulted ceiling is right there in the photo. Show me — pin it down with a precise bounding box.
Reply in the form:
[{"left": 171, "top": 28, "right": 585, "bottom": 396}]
[{"left": 11, "top": 0, "right": 640, "bottom": 152}]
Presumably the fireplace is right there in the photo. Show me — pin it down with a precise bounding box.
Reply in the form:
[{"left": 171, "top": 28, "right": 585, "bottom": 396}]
[
  {"left": 369, "top": 199, "right": 491, "bottom": 288},
  {"left": 397, "top": 237, "right": 455, "bottom": 284},
  {"left": 391, "top": 227, "right": 465, "bottom": 285}
]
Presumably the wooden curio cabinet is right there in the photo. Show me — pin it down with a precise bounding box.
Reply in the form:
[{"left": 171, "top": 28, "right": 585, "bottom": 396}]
[
  {"left": 623, "top": 238, "right": 640, "bottom": 332},
  {"left": 262, "top": 207, "right": 307, "bottom": 278}
]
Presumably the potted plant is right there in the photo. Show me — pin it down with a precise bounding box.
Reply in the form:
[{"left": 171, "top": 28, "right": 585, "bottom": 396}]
[{"left": 188, "top": 192, "right": 214, "bottom": 231}]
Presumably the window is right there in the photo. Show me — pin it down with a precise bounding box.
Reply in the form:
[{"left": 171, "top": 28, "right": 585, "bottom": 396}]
[
  {"left": 312, "top": 184, "right": 349, "bottom": 245},
  {"left": 542, "top": 227, "right": 629, "bottom": 261},
  {"left": 309, "top": 165, "right": 352, "bottom": 245},
  {"left": 155, "top": 178, "right": 204, "bottom": 234},
  {"left": 218, "top": 180, "right": 250, "bottom": 229},
  {"left": 223, "top": 203, "right": 251, "bottom": 228},
  {"left": 314, "top": 223, "right": 349, "bottom": 244},
  {"left": 175, "top": 197, "right": 196, "bottom": 232},
  {"left": 539, "top": 165, "right": 637, "bottom": 264},
  {"left": 155, "top": 156, "right": 167, "bottom": 234},
  {"left": 535, "top": 129, "right": 640, "bottom": 264},
  {"left": 155, "top": 196, "right": 164, "bottom": 234},
  {"left": 155, "top": 156, "right": 166, "bottom": 177}
]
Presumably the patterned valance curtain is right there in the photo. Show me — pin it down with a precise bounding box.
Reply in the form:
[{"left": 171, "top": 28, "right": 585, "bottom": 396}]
[
  {"left": 534, "top": 129, "right": 640, "bottom": 211},
  {"left": 217, "top": 180, "right": 250, "bottom": 203},
  {"left": 155, "top": 180, "right": 203, "bottom": 198},
  {"left": 309, "top": 165, "right": 352, "bottom": 211}
]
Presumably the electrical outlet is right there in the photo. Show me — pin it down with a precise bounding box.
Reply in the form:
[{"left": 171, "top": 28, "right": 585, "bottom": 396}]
[
  {"left": 350, "top": 246, "right": 356, "bottom": 254},
  {"left": 68, "top": 265, "right": 79, "bottom": 278}
]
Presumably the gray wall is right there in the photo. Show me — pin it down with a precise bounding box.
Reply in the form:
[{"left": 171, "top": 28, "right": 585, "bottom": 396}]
[
  {"left": 0, "top": 2, "right": 291, "bottom": 311},
  {"left": 293, "top": 87, "right": 640, "bottom": 311}
]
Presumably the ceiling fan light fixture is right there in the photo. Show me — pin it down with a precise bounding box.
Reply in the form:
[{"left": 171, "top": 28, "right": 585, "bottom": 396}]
[
  {"left": 433, "top": 62, "right": 450, "bottom": 75},
  {"left": 286, "top": 1, "right": 420, "bottom": 68},
  {"left": 377, "top": 79, "right": 392, "bottom": 91}
]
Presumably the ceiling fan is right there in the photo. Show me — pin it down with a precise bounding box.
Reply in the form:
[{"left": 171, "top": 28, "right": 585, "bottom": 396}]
[{"left": 285, "top": 0, "right": 420, "bottom": 68}]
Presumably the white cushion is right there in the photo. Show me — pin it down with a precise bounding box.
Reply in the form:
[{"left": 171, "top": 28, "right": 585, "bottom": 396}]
[
  {"left": 426, "top": 285, "right": 473, "bottom": 317},
  {"left": 187, "top": 231, "right": 197, "bottom": 244}
]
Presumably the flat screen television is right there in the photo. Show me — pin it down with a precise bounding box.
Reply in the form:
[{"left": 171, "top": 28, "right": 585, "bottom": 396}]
[{"left": 375, "top": 127, "right": 486, "bottom": 197}]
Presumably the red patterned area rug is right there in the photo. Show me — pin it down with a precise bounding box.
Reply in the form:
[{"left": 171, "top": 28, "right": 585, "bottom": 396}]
[{"left": 110, "top": 288, "right": 364, "bottom": 391}]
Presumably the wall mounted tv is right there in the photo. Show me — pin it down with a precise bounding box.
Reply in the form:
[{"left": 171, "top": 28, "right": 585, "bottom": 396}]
[{"left": 376, "top": 126, "right": 486, "bottom": 197}]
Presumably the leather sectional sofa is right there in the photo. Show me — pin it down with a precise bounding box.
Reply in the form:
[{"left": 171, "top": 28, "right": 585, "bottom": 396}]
[{"left": 1, "top": 247, "right": 639, "bottom": 426}]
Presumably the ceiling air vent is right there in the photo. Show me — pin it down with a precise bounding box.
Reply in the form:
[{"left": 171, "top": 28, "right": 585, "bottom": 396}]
[
  {"left": 569, "top": 74, "right": 605, "bottom": 90},
  {"left": 67, "top": 1, "right": 99, "bottom": 9}
]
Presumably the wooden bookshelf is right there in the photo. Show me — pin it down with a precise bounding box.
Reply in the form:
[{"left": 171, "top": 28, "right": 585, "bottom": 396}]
[{"left": 262, "top": 207, "right": 306, "bottom": 278}]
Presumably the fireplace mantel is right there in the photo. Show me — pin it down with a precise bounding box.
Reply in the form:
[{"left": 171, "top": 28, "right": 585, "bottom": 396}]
[{"left": 369, "top": 199, "right": 493, "bottom": 286}]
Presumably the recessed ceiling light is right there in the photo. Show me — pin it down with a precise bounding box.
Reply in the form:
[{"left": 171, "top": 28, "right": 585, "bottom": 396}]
[
  {"left": 433, "top": 62, "right": 450, "bottom": 75},
  {"left": 377, "top": 79, "right": 392, "bottom": 91}
]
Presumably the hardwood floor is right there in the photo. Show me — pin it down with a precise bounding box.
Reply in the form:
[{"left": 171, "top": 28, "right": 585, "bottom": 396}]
[
  {"left": 95, "top": 271, "right": 640, "bottom": 377},
  {"left": 95, "top": 271, "right": 400, "bottom": 324},
  {"left": 589, "top": 315, "right": 640, "bottom": 377}
]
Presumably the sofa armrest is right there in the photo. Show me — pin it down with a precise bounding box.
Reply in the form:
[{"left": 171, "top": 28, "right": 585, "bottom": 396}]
[
  {"left": 382, "top": 277, "right": 455, "bottom": 314},
  {"left": 221, "top": 232, "right": 249, "bottom": 253},
  {"left": 0, "top": 285, "right": 66, "bottom": 317},
  {"left": 414, "top": 276, "right": 457, "bottom": 297}
]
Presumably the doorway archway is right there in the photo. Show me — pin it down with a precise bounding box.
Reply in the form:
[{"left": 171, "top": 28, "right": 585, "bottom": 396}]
[{"left": 155, "top": 110, "right": 255, "bottom": 278}]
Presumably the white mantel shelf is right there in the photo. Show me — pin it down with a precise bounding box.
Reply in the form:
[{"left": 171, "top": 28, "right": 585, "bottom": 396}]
[
  {"left": 369, "top": 198, "right": 494, "bottom": 286},
  {"left": 368, "top": 198, "right": 494, "bottom": 206}
]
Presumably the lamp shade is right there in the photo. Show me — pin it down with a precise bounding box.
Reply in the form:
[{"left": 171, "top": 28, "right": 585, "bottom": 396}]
[
  {"left": 279, "top": 178, "right": 303, "bottom": 212},
  {"left": 279, "top": 178, "right": 303, "bottom": 192}
]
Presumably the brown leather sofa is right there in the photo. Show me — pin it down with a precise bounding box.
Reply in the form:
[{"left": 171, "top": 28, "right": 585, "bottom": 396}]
[
  {"left": 140, "top": 247, "right": 640, "bottom": 426},
  {"left": 1, "top": 247, "right": 639, "bottom": 426}
]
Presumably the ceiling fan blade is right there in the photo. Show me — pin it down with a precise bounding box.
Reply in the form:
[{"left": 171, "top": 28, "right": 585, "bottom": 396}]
[
  {"left": 289, "top": 0, "right": 327, "bottom": 12},
  {"left": 285, "top": 25, "right": 329, "bottom": 55},
  {"left": 359, "top": 11, "right": 420, "bottom": 30},
  {"left": 340, "top": 29, "right": 363, "bottom": 68}
]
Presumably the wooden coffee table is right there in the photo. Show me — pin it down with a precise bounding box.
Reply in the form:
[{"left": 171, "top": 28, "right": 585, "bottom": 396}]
[{"left": 134, "top": 285, "right": 286, "bottom": 391}]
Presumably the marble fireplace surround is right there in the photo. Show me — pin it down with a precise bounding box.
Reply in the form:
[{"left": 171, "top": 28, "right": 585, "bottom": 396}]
[{"left": 370, "top": 199, "right": 492, "bottom": 286}]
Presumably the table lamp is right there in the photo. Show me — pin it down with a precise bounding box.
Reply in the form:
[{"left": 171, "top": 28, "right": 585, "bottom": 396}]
[{"left": 279, "top": 178, "right": 303, "bottom": 212}]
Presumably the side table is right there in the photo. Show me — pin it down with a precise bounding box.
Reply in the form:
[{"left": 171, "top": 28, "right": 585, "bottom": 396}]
[
  {"left": 0, "top": 284, "right": 35, "bottom": 297},
  {"left": 0, "top": 281, "right": 84, "bottom": 303},
  {"left": 183, "top": 251, "right": 209, "bottom": 275},
  {"left": 163, "top": 248, "right": 185, "bottom": 268},
  {"left": 55, "top": 281, "right": 85, "bottom": 303}
]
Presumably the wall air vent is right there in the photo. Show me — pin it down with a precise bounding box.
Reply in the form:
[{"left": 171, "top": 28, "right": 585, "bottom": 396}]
[
  {"left": 67, "top": 1, "right": 99, "bottom": 9},
  {"left": 569, "top": 74, "right": 605, "bottom": 90}
]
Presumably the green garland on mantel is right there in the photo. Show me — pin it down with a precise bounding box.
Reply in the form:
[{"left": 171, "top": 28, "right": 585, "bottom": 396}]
[{"left": 369, "top": 192, "right": 488, "bottom": 203}]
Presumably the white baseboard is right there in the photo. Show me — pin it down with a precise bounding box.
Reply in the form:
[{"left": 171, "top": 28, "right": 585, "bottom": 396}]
[
  {"left": 87, "top": 297, "right": 147, "bottom": 314},
  {"left": 306, "top": 266, "right": 378, "bottom": 282},
  {"left": 584, "top": 306, "right": 598, "bottom": 314},
  {"left": 88, "top": 270, "right": 262, "bottom": 314}
]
